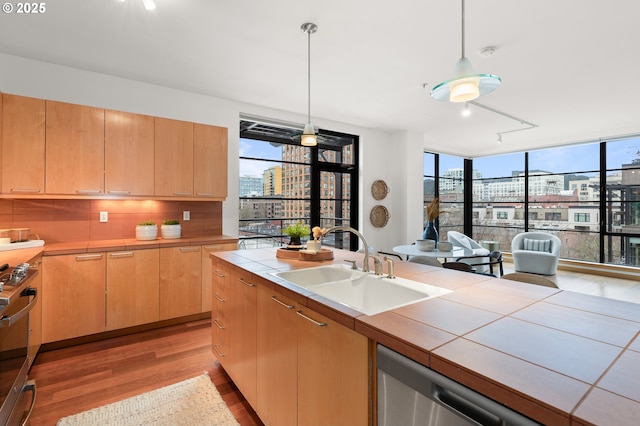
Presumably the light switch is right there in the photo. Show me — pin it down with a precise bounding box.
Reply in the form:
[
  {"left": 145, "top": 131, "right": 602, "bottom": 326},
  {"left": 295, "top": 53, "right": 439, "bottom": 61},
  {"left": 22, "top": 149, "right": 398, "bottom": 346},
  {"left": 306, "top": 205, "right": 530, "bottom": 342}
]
[
  {"left": 99, "top": 211, "right": 108, "bottom": 223},
  {"left": 183, "top": 211, "right": 190, "bottom": 221}
]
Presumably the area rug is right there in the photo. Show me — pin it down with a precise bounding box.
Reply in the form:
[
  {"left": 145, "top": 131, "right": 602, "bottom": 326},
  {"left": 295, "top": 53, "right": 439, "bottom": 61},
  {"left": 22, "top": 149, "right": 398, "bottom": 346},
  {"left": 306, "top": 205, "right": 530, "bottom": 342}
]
[{"left": 56, "top": 372, "right": 239, "bottom": 426}]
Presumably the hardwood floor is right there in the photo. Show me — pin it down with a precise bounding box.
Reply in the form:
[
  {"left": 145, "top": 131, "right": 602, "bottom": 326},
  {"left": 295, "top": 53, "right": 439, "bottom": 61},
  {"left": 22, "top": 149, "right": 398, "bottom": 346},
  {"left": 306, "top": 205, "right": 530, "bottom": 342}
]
[{"left": 28, "top": 319, "right": 263, "bottom": 426}]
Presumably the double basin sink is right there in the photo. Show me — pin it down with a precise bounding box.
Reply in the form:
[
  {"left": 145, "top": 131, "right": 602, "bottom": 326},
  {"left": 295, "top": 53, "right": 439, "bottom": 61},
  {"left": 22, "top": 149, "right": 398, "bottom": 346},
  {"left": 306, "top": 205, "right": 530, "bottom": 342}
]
[{"left": 272, "top": 264, "right": 451, "bottom": 316}]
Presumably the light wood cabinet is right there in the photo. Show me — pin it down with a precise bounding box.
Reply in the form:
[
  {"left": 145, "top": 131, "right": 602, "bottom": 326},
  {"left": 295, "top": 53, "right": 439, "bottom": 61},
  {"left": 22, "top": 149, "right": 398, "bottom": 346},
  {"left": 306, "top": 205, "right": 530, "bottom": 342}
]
[
  {"left": 41, "top": 253, "right": 106, "bottom": 343},
  {"left": 27, "top": 255, "right": 42, "bottom": 368},
  {"left": 201, "top": 242, "right": 237, "bottom": 312},
  {"left": 45, "top": 101, "right": 105, "bottom": 195},
  {"left": 159, "top": 246, "right": 201, "bottom": 320},
  {"left": 211, "top": 256, "right": 230, "bottom": 361},
  {"left": 297, "top": 306, "right": 369, "bottom": 426},
  {"left": 194, "top": 124, "right": 228, "bottom": 199},
  {"left": 1, "top": 94, "right": 46, "bottom": 195},
  {"left": 225, "top": 266, "right": 258, "bottom": 408},
  {"left": 256, "top": 285, "right": 298, "bottom": 426},
  {"left": 106, "top": 249, "right": 159, "bottom": 330},
  {"left": 154, "top": 118, "right": 193, "bottom": 197},
  {"left": 105, "top": 110, "right": 155, "bottom": 196}
]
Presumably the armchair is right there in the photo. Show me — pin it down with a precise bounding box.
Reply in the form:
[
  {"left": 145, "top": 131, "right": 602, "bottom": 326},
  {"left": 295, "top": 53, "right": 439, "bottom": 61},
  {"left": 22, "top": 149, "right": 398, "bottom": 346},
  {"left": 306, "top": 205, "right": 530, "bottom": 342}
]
[
  {"left": 511, "top": 232, "right": 561, "bottom": 275},
  {"left": 446, "top": 231, "right": 491, "bottom": 273}
]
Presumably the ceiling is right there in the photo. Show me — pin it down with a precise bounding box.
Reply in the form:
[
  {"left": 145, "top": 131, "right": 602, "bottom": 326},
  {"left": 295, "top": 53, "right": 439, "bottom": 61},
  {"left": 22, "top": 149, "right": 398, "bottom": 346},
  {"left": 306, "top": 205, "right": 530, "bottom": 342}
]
[{"left": 1, "top": 0, "right": 639, "bottom": 158}]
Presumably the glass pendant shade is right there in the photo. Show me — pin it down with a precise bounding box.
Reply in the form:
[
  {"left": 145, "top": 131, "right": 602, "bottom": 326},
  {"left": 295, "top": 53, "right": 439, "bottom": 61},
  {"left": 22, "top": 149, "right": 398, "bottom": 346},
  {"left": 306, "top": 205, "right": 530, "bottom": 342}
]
[
  {"left": 431, "top": 57, "right": 501, "bottom": 102},
  {"left": 301, "top": 122, "right": 317, "bottom": 146}
]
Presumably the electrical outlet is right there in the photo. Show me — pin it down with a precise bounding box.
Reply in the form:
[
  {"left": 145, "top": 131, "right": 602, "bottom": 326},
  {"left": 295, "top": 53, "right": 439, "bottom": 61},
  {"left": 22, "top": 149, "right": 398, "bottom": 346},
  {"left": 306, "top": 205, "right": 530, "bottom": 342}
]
[
  {"left": 183, "top": 211, "right": 190, "bottom": 221},
  {"left": 99, "top": 211, "right": 108, "bottom": 223}
]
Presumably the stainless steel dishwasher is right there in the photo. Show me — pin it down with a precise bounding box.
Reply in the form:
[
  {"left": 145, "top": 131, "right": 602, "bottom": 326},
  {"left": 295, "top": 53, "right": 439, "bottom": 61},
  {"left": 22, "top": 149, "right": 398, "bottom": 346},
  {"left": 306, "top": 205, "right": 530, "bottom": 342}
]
[{"left": 377, "top": 345, "right": 540, "bottom": 426}]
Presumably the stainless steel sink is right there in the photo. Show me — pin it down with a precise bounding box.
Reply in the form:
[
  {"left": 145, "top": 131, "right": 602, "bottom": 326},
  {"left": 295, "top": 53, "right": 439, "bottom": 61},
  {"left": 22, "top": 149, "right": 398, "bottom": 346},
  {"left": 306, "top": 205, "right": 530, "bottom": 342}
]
[{"left": 273, "top": 265, "right": 451, "bottom": 316}]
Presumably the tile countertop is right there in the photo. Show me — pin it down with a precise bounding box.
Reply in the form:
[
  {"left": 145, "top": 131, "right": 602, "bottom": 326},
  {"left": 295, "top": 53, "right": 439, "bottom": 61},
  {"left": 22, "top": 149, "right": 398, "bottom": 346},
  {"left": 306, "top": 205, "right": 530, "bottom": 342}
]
[{"left": 213, "top": 247, "right": 640, "bottom": 426}]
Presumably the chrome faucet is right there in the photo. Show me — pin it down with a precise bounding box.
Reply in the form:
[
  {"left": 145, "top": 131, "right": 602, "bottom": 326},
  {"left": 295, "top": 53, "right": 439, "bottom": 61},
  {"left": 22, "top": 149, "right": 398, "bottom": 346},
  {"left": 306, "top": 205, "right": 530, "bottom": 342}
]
[{"left": 323, "top": 225, "right": 374, "bottom": 273}]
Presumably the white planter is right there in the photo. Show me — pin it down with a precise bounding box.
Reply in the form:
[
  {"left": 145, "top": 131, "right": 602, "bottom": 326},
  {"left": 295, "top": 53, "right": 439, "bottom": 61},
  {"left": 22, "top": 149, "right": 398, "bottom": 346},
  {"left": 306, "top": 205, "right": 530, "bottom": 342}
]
[
  {"left": 161, "top": 224, "right": 182, "bottom": 239},
  {"left": 136, "top": 225, "right": 158, "bottom": 241}
]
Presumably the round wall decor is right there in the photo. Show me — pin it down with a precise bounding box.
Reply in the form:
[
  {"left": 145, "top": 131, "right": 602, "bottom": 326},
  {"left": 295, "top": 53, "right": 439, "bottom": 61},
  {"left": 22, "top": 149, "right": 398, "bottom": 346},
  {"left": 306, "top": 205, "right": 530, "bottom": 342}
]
[
  {"left": 370, "top": 205, "right": 390, "bottom": 228},
  {"left": 371, "top": 179, "right": 389, "bottom": 200}
]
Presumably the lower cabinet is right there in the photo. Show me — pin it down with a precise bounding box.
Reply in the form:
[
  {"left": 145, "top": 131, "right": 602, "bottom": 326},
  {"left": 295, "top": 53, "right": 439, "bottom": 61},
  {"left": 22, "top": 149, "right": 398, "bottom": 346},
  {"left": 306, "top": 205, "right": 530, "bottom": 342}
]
[
  {"left": 27, "top": 255, "right": 42, "bottom": 368},
  {"left": 213, "top": 259, "right": 369, "bottom": 426},
  {"left": 201, "top": 242, "right": 238, "bottom": 312},
  {"left": 42, "top": 253, "right": 106, "bottom": 343},
  {"left": 106, "top": 249, "right": 159, "bottom": 330},
  {"left": 159, "top": 246, "right": 202, "bottom": 320}
]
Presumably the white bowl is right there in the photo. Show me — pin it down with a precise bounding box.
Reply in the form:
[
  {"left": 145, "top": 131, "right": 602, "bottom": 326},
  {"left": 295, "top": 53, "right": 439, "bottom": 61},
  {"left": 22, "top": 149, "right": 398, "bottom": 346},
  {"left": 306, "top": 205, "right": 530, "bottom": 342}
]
[
  {"left": 438, "top": 242, "right": 453, "bottom": 252},
  {"left": 415, "top": 239, "right": 436, "bottom": 252}
]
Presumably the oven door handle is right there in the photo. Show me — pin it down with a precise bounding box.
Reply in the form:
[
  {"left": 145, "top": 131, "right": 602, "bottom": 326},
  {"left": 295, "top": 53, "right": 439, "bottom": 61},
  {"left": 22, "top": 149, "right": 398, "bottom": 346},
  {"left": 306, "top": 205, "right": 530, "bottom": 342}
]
[
  {"left": 20, "top": 380, "right": 37, "bottom": 426},
  {"left": 0, "top": 288, "right": 37, "bottom": 328}
]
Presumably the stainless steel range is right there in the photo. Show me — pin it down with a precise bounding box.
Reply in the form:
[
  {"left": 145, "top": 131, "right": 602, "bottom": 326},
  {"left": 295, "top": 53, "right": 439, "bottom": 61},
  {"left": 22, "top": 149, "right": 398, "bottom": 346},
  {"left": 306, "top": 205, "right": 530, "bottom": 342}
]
[{"left": 0, "top": 263, "right": 38, "bottom": 426}]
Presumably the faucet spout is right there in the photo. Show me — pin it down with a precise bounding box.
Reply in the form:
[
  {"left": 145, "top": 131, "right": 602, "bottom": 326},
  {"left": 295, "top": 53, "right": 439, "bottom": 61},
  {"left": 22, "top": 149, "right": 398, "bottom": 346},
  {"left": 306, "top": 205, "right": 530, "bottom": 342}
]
[{"left": 323, "top": 225, "right": 373, "bottom": 273}]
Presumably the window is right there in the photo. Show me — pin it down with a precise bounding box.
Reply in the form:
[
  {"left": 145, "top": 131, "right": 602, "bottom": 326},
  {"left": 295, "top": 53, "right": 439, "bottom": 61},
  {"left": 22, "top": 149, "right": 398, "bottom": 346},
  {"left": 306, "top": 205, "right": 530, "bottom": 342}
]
[
  {"left": 574, "top": 213, "right": 590, "bottom": 222},
  {"left": 239, "top": 119, "right": 358, "bottom": 250}
]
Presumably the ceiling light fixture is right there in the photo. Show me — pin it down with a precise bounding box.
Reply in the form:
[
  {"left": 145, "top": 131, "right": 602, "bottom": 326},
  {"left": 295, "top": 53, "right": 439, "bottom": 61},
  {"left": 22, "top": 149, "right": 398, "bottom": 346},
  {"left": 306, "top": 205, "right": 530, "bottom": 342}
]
[
  {"left": 299, "top": 22, "right": 318, "bottom": 147},
  {"left": 430, "top": 0, "right": 501, "bottom": 102}
]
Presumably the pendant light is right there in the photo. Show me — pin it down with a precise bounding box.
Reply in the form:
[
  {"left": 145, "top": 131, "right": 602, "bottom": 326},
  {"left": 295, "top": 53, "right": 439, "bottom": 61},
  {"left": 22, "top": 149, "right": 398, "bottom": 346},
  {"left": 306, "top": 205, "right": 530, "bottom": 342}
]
[
  {"left": 300, "top": 22, "right": 318, "bottom": 146},
  {"left": 430, "top": 0, "right": 500, "bottom": 102}
]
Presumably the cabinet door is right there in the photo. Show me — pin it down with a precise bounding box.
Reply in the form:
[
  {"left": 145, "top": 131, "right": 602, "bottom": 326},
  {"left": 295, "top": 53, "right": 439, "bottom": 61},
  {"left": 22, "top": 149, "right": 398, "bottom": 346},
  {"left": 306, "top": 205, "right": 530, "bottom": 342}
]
[
  {"left": 201, "top": 243, "right": 237, "bottom": 312},
  {"left": 226, "top": 266, "right": 258, "bottom": 408},
  {"left": 159, "top": 246, "right": 201, "bottom": 319},
  {"left": 256, "top": 285, "right": 298, "bottom": 426},
  {"left": 27, "top": 255, "right": 42, "bottom": 368},
  {"left": 106, "top": 249, "right": 159, "bottom": 330},
  {"left": 42, "top": 253, "right": 106, "bottom": 343},
  {"left": 194, "top": 124, "right": 228, "bottom": 199},
  {"left": 154, "top": 118, "right": 193, "bottom": 197},
  {"left": 105, "top": 110, "right": 155, "bottom": 196},
  {"left": 211, "top": 256, "right": 230, "bottom": 362},
  {"left": 297, "top": 307, "right": 369, "bottom": 426},
  {"left": 45, "top": 101, "right": 105, "bottom": 195},
  {"left": 2, "top": 94, "right": 46, "bottom": 194}
]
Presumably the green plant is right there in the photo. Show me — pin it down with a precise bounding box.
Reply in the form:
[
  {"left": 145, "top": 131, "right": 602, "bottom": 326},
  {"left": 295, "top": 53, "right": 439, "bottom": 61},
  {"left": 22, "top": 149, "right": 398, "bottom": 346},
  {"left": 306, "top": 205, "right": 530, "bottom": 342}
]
[
  {"left": 138, "top": 221, "right": 156, "bottom": 226},
  {"left": 282, "top": 222, "right": 310, "bottom": 238},
  {"left": 162, "top": 219, "right": 180, "bottom": 225}
]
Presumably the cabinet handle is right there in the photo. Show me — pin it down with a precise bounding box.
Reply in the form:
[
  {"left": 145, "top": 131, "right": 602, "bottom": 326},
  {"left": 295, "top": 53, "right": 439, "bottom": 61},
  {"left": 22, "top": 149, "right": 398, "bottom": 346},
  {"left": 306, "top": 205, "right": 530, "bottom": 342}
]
[
  {"left": 173, "top": 192, "right": 192, "bottom": 196},
  {"left": 213, "top": 344, "right": 225, "bottom": 357},
  {"left": 76, "top": 189, "right": 102, "bottom": 194},
  {"left": 10, "top": 188, "right": 41, "bottom": 193},
  {"left": 107, "top": 190, "right": 131, "bottom": 195},
  {"left": 179, "top": 247, "right": 200, "bottom": 253},
  {"left": 296, "top": 310, "right": 327, "bottom": 327},
  {"left": 204, "top": 245, "right": 223, "bottom": 251},
  {"left": 213, "top": 319, "right": 225, "bottom": 329},
  {"left": 213, "top": 293, "right": 226, "bottom": 302},
  {"left": 75, "top": 254, "right": 104, "bottom": 261},
  {"left": 239, "top": 278, "right": 256, "bottom": 287},
  {"left": 213, "top": 270, "right": 225, "bottom": 278},
  {"left": 30, "top": 261, "right": 42, "bottom": 270},
  {"left": 196, "top": 193, "right": 213, "bottom": 197},
  {"left": 271, "top": 295, "right": 294, "bottom": 309},
  {"left": 109, "top": 252, "right": 134, "bottom": 258}
]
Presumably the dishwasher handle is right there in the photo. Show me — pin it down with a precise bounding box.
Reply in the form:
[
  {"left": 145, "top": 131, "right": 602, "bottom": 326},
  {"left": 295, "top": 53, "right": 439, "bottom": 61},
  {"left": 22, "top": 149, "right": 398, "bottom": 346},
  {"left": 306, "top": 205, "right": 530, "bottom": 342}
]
[{"left": 433, "top": 383, "right": 501, "bottom": 426}]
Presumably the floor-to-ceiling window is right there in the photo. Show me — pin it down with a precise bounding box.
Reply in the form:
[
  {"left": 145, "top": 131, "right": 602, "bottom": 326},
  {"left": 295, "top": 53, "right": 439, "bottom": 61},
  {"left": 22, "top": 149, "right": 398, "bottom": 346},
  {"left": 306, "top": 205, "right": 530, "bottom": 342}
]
[
  {"left": 425, "top": 134, "right": 640, "bottom": 267},
  {"left": 239, "top": 119, "right": 359, "bottom": 250}
]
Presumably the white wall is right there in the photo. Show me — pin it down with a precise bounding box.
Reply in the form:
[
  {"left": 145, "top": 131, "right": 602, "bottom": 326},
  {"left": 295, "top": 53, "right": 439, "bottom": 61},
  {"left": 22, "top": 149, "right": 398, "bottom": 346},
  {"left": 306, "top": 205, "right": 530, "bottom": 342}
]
[{"left": 0, "top": 53, "right": 424, "bottom": 250}]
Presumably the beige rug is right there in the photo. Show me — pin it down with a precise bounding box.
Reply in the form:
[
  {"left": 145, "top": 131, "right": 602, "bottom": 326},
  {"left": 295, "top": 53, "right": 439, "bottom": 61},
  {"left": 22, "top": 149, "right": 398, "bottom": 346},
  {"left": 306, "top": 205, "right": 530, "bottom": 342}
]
[{"left": 56, "top": 372, "right": 239, "bottom": 426}]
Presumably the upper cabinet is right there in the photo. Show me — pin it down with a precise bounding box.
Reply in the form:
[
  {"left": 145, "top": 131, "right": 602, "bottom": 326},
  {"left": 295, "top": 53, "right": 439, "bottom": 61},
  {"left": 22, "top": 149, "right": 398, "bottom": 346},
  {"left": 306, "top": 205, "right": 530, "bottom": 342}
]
[
  {"left": 0, "top": 96, "right": 228, "bottom": 200},
  {"left": 155, "top": 118, "right": 194, "bottom": 197},
  {"left": 2, "top": 94, "right": 46, "bottom": 194},
  {"left": 45, "top": 100, "right": 105, "bottom": 195},
  {"left": 194, "top": 124, "right": 228, "bottom": 199},
  {"left": 105, "top": 110, "right": 155, "bottom": 196}
]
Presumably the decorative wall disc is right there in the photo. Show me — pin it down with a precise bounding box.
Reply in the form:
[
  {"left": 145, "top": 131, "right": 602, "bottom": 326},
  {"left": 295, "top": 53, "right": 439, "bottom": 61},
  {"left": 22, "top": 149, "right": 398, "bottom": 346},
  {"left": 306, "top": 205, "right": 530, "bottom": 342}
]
[
  {"left": 370, "top": 205, "right": 390, "bottom": 228},
  {"left": 371, "top": 180, "right": 389, "bottom": 200}
]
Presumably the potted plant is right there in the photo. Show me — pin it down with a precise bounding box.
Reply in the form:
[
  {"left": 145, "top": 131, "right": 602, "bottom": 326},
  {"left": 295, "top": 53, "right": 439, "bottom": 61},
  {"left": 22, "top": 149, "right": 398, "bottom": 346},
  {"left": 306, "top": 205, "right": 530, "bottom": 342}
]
[
  {"left": 282, "top": 222, "right": 310, "bottom": 248},
  {"left": 161, "top": 219, "right": 181, "bottom": 239},
  {"left": 136, "top": 221, "right": 158, "bottom": 241}
]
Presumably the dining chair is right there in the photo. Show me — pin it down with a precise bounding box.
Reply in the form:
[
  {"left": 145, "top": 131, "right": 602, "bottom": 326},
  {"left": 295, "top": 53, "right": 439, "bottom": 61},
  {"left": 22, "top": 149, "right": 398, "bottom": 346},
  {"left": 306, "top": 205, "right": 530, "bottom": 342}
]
[
  {"left": 442, "top": 261, "right": 476, "bottom": 273},
  {"left": 501, "top": 272, "right": 558, "bottom": 288},
  {"left": 408, "top": 256, "right": 443, "bottom": 267},
  {"left": 455, "top": 250, "right": 504, "bottom": 276}
]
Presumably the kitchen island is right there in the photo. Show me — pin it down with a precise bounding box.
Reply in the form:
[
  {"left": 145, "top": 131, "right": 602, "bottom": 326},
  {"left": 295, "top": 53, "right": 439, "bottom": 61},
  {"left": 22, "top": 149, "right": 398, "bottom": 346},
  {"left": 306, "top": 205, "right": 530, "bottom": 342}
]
[{"left": 213, "top": 247, "right": 640, "bottom": 426}]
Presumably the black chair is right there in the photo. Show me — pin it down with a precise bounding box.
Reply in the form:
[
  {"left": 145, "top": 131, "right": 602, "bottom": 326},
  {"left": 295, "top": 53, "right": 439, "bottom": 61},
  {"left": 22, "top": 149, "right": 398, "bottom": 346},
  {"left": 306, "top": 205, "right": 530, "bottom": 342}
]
[
  {"left": 455, "top": 250, "right": 504, "bottom": 276},
  {"left": 442, "top": 261, "right": 476, "bottom": 273}
]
